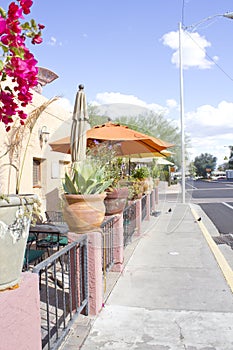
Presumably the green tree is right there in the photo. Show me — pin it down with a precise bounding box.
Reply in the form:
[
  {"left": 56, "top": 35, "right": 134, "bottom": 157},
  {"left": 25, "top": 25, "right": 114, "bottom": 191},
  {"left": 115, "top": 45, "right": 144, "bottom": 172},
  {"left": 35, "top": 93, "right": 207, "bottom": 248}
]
[
  {"left": 194, "top": 153, "right": 217, "bottom": 178},
  {"left": 188, "top": 161, "right": 197, "bottom": 178},
  {"left": 115, "top": 112, "right": 187, "bottom": 168},
  {"left": 228, "top": 146, "right": 233, "bottom": 169},
  {"left": 88, "top": 104, "right": 108, "bottom": 127}
]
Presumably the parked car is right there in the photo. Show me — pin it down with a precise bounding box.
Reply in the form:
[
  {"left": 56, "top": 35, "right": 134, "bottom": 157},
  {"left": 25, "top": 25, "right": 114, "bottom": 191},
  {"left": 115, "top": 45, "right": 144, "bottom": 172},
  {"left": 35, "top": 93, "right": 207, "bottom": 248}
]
[{"left": 211, "top": 171, "right": 226, "bottom": 180}]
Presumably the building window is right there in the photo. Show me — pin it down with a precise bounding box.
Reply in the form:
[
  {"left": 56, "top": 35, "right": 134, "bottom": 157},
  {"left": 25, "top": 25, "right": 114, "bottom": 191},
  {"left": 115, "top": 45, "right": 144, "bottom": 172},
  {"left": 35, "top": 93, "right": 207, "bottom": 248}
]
[
  {"left": 33, "top": 158, "right": 42, "bottom": 187},
  {"left": 60, "top": 161, "right": 71, "bottom": 179}
]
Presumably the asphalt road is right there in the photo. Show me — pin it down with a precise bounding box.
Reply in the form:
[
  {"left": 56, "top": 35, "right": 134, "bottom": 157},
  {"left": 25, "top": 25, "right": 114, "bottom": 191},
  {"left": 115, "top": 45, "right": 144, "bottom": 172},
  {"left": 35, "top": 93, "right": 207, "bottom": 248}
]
[{"left": 187, "top": 179, "right": 233, "bottom": 234}]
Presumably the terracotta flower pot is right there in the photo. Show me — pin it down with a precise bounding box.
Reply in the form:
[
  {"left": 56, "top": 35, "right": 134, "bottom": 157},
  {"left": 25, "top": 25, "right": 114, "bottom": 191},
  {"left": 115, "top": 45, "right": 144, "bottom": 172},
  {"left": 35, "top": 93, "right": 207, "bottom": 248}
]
[
  {"left": 104, "top": 187, "right": 129, "bottom": 215},
  {"left": 62, "top": 193, "right": 106, "bottom": 233}
]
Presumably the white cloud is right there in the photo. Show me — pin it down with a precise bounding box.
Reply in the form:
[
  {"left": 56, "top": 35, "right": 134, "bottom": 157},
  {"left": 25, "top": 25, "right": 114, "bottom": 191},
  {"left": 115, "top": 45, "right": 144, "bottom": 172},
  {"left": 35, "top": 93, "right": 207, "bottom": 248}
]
[
  {"left": 94, "top": 92, "right": 145, "bottom": 106},
  {"left": 188, "top": 134, "right": 232, "bottom": 165},
  {"left": 92, "top": 92, "right": 168, "bottom": 114},
  {"left": 166, "top": 99, "right": 178, "bottom": 109},
  {"left": 186, "top": 101, "right": 233, "bottom": 133},
  {"left": 185, "top": 101, "right": 233, "bottom": 164},
  {"left": 53, "top": 97, "right": 73, "bottom": 112},
  {"left": 47, "top": 36, "right": 62, "bottom": 46},
  {"left": 161, "top": 30, "right": 214, "bottom": 69}
]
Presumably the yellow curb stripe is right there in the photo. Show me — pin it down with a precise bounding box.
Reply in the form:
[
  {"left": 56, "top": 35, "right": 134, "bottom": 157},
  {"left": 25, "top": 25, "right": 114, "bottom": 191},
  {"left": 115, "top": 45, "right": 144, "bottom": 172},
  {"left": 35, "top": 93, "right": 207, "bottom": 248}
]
[{"left": 191, "top": 207, "right": 233, "bottom": 293}]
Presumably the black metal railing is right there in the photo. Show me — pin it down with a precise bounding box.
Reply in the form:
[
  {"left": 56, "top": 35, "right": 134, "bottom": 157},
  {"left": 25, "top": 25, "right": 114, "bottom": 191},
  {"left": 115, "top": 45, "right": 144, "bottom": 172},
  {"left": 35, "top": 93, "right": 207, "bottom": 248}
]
[
  {"left": 123, "top": 202, "right": 136, "bottom": 247},
  {"left": 33, "top": 236, "right": 88, "bottom": 350},
  {"left": 101, "top": 216, "right": 114, "bottom": 273},
  {"left": 141, "top": 194, "right": 147, "bottom": 221}
]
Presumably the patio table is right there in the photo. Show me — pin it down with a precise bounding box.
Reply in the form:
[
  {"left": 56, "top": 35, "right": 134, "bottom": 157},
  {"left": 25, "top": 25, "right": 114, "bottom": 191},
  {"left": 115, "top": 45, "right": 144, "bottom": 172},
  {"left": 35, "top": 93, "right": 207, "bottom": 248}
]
[{"left": 29, "top": 223, "right": 69, "bottom": 251}]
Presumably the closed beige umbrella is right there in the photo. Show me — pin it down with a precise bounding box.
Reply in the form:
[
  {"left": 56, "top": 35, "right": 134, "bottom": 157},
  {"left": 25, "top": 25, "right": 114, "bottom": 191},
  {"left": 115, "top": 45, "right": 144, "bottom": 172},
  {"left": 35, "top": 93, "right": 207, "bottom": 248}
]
[{"left": 70, "top": 84, "right": 90, "bottom": 163}]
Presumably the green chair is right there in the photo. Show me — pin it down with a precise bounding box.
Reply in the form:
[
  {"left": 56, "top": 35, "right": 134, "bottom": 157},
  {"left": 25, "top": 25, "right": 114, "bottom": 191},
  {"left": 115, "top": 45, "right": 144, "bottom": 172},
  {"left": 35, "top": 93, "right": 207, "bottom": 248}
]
[
  {"left": 27, "top": 233, "right": 37, "bottom": 245},
  {"left": 36, "top": 234, "right": 68, "bottom": 255},
  {"left": 23, "top": 248, "right": 45, "bottom": 271}
]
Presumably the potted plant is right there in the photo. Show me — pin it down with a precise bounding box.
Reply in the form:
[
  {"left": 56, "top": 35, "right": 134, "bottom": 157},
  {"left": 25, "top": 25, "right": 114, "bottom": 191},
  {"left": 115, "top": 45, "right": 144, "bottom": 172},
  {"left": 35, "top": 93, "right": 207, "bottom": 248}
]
[
  {"left": 131, "top": 166, "right": 151, "bottom": 193},
  {"left": 0, "top": 0, "right": 44, "bottom": 290},
  {"left": 151, "top": 165, "right": 160, "bottom": 187},
  {"left": 87, "top": 143, "right": 129, "bottom": 215},
  {"left": 62, "top": 159, "right": 114, "bottom": 233},
  {"left": 103, "top": 158, "right": 129, "bottom": 216},
  {"left": 127, "top": 180, "right": 144, "bottom": 200},
  {"left": 131, "top": 166, "right": 150, "bottom": 181}
]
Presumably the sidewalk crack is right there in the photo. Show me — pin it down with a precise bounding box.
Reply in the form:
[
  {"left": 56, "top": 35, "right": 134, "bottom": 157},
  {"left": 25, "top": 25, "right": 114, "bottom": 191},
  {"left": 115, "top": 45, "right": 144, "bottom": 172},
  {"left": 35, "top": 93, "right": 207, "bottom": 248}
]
[{"left": 175, "top": 320, "right": 187, "bottom": 349}]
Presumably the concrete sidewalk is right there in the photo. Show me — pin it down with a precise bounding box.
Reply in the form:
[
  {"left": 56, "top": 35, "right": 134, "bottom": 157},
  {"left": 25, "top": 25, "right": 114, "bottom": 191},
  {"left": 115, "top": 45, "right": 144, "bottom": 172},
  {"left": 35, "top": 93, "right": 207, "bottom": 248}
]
[
  {"left": 78, "top": 200, "right": 233, "bottom": 350},
  {"left": 60, "top": 183, "right": 233, "bottom": 350}
]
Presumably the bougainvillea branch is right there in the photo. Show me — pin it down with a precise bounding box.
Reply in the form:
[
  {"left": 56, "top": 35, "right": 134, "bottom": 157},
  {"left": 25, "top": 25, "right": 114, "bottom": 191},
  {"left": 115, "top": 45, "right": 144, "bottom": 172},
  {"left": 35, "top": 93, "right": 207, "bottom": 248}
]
[{"left": 0, "top": 0, "right": 44, "bottom": 131}]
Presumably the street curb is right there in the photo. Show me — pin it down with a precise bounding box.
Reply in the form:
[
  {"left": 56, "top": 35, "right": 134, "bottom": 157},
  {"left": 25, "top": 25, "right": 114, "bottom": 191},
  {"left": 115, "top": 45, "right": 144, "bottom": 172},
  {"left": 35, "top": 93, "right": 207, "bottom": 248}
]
[{"left": 190, "top": 205, "right": 233, "bottom": 293}]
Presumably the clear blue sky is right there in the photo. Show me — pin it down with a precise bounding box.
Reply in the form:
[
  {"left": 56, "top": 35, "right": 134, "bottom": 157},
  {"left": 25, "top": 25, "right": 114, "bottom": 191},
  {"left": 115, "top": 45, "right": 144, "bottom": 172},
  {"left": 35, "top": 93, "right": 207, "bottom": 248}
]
[{"left": 2, "top": 0, "right": 233, "bottom": 164}]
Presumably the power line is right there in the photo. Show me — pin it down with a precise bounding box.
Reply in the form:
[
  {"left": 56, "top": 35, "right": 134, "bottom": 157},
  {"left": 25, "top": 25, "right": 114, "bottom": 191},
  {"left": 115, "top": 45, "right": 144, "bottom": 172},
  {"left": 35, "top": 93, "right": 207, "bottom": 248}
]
[
  {"left": 184, "top": 30, "right": 233, "bottom": 83},
  {"left": 181, "top": 0, "right": 185, "bottom": 26}
]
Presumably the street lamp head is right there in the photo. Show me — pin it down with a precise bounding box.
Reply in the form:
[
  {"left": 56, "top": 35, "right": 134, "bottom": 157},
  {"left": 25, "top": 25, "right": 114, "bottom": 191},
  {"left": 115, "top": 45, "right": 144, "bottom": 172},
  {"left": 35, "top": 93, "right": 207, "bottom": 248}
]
[
  {"left": 184, "top": 11, "right": 233, "bottom": 31},
  {"left": 223, "top": 12, "right": 233, "bottom": 19}
]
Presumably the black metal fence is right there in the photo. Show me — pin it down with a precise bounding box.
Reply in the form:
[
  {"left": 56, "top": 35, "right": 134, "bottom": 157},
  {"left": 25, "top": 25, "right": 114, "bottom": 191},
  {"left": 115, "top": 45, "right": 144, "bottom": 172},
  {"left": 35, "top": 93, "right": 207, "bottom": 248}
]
[
  {"left": 23, "top": 191, "right": 158, "bottom": 349},
  {"left": 32, "top": 236, "right": 88, "bottom": 350},
  {"left": 123, "top": 202, "right": 137, "bottom": 247},
  {"left": 101, "top": 216, "right": 114, "bottom": 273},
  {"left": 141, "top": 194, "right": 147, "bottom": 221}
]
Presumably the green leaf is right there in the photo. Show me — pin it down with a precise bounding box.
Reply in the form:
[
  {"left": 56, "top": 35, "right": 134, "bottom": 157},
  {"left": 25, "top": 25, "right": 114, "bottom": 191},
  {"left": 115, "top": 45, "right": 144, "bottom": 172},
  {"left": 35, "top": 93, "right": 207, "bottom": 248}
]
[
  {"left": 30, "top": 19, "right": 37, "bottom": 30},
  {"left": 11, "top": 46, "right": 25, "bottom": 58},
  {"left": 0, "top": 43, "right": 8, "bottom": 53},
  {"left": 63, "top": 173, "right": 77, "bottom": 194},
  {"left": 4, "top": 85, "right": 13, "bottom": 93},
  {"left": 21, "top": 22, "right": 31, "bottom": 30},
  {"left": 96, "top": 179, "right": 114, "bottom": 193},
  {"left": 0, "top": 7, "right": 6, "bottom": 18},
  {"left": 25, "top": 32, "right": 34, "bottom": 38},
  {"left": 0, "top": 60, "right": 4, "bottom": 71},
  {"left": 1, "top": 71, "right": 7, "bottom": 81},
  {"left": 63, "top": 159, "right": 114, "bottom": 195}
]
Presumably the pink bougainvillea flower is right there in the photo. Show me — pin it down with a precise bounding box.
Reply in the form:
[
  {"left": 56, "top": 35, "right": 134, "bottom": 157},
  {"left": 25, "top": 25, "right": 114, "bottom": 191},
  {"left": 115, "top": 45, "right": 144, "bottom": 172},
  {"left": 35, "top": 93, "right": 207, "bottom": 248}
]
[
  {"left": 1, "top": 34, "right": 8, "bottom": 45},
  {"left": 0, "top": 17, "right": 7, "bottom": 35},
  {"left": 31, "top": 33, "right": 42, "bottom": 44},
  {"left": 8, "top": 2, "right": 23, "bottom": 20},
  {"left": 18, "top": 110, "right": 27, "bottom": 119},
  {"left": 19, "top": 0, "right": 33, "bottom": 14},
  {"left": 0, "top": 0, "right": 44, "bottom": 130}
]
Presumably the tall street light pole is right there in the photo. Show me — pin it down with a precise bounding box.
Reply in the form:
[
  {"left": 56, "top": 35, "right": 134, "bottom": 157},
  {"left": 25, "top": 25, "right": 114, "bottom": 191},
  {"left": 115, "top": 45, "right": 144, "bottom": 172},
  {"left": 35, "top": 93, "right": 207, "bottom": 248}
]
[
  {"left": 178, "top": 12, "right": 233, "bottom": 204},
  {"left": 179, "top": 22, "right": 185, "bottom": 204}
]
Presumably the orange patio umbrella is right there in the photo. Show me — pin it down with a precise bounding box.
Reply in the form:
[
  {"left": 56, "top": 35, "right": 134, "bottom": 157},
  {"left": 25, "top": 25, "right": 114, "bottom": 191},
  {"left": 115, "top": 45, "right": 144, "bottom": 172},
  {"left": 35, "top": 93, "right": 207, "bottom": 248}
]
[{"left": 49, "top": 122, "right": 173, "bottom": 157}]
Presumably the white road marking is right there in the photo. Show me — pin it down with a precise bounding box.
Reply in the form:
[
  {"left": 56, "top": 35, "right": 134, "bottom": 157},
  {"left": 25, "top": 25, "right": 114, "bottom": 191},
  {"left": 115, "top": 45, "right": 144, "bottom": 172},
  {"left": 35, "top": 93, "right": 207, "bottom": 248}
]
[{"left": 222, "top": 202, "right": 233, "bottom": 210}]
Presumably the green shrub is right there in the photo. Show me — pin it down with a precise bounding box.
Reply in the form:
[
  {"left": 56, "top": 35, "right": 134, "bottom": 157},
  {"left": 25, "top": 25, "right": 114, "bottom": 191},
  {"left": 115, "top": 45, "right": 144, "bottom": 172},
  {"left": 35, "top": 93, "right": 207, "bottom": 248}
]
[{"left": 132, "top": 166, "right": 150, "bottom": 180}]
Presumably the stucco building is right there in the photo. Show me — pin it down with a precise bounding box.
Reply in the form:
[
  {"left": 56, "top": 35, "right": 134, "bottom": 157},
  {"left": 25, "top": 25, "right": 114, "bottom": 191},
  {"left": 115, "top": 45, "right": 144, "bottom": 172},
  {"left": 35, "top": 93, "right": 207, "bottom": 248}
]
[{"left": 0, "top": 74, "right": 72, "bottom": 216}]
